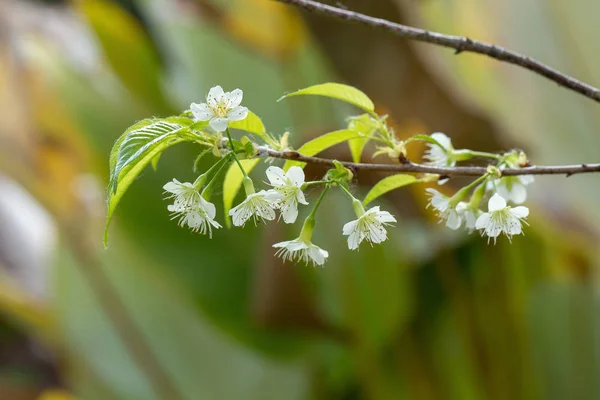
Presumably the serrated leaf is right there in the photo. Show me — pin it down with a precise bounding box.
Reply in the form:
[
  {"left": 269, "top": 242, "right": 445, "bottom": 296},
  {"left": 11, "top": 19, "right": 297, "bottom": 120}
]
[
  {"left": 229, "top": 111, "right": 267, "bottom": 140},
  {"left": 283, "top": 130, "right": 362, "bottom": 170},
  {"left": 109, "top": 118, "right": 156, "bottom": 173},
  {"left": 279, "top": 83, "right": 374, "bottom": 112},
  {"left": 104, "top": 137, "right": 186, "bottom": 246},
  {"left": 363, "top": 174, "right": 418, "bottom": 206},
  {"left": 165, "top": 116, "right": 194, "bottom": 126},
  {"left": 110, "top": 120, "right": 185, "bottom": 193},
  {"left": 223, "top": 159, "right": 261, "bottom": 228}
]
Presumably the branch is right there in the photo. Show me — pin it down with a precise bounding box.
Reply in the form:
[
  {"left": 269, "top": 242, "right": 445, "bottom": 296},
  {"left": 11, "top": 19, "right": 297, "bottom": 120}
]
[
  {"left": 275, "top": 0, "right": 600, "bottom": 104},
  {"left": 257, "top": 146, "right": 600, "bottom": 177}
]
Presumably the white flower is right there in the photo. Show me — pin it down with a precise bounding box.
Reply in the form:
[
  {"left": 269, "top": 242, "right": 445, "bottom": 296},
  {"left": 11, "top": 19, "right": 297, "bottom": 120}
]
[
  {"left": 491, "top": 175, "right": 534, "bottom": 204},
  {"left": 229, "top": 190, "right": 281, "bottom": 227},
  {"left": 163, "top": 179, "right": 221, "bottom": 237},
  {"left": 190, "top": 85, "right": 248, "bottom": 132},
  {"left": 273, "top": 238, "right": 329, "bottom": 267},
  {"left": 475, "top": 193, "right": 529, "bottom": 243},
  {"left": 342, "top": 206, "right": 396, "bottom": 250},
  {"left": 424, "top": 132, "right": 455, "bottom": 168},
  {"left": 425, "top": 188, "right": 463, "bottom": 230},
  {"left": 266, "top": 166, "right": 308, "bottom": 224},
  {"left": 461, "top": 204, "right": 482, "bottom": 232}
]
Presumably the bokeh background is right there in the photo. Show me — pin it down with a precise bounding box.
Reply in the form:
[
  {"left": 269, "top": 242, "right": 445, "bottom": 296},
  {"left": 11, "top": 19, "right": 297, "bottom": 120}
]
[{"left": 1, "top": 0, "right": 600, "bottom": 399}]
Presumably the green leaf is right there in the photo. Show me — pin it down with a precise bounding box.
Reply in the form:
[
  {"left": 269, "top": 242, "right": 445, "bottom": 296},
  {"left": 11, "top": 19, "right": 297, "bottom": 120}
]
[
  {"left": 150, "top": 152, "right": 161, "bottom": 171},
  {"left": 104, "top": 137, "right": 186, "bottom": 246},
  {"left": 363, "top": 174, "right": 418, "bottom": 206},
  {"left": 279, "top": 83, "right": 375, "bottom": 112},
  {"left": 110, "top": 120, "right": 185, "bottom": 193},
  {"left": 347, "top": 114, "right": 379, "bottom": 162},
  {"left": 223, "top": 159, "right": 261, "bottom": 228},
  {"left": 105, "top": 120, "right": 189, "bottom": 246},
  {"left": 283, "top": 130, "right": 362, "bottom": 170},
  {"left": 229, "top": 111, "right": 268, "bottom": 141},
  {"left": 165, "top": 116, "right": 194, "bottom": 126}
]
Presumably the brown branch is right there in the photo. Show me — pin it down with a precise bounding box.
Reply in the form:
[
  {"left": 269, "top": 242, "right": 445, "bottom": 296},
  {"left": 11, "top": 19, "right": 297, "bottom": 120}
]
[
  {"left": 256, "top": 147, "right": 600, "bottom": 177},
  {"left": 275, "top": 0, "right": 600, "bottom": 104}
]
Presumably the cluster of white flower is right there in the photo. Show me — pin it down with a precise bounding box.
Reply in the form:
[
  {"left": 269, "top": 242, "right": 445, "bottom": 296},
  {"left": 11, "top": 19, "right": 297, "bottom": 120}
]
[
  {"left": 161, "top": 86, "right": 534, "bottom": 268},
  {"left": 162, "top": 86, "right": 399, "bottom": 267},
  {"left": 424, "top": 134, "right": 531, "bottom": 242}
]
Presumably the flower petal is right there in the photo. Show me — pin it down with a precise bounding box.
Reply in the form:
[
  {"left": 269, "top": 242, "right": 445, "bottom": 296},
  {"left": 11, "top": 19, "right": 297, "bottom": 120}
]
[
  {"left": 342, "top": 220, "right": 358, "bottom": 235},
  {"left": 281, "top": 200, "right": 299, "bottom": 224},
  {"left": 227, "top": 106, "right": 248, "bottom": 121},
  {"left": 190, "top": 103, "right": 213, "bottom": 121},
  {"left": 430, "top": 132, "right": 452, "bottom": 150},
  {"left": 296, "top": 190, "right": 308, "bottom": 205},
  {"left": 446, "top": 211, "right": 462, "bottom": 230},
  {"left": 488, "top": 193, "right": 506, "bottom": 212},
  {"left": 347, "top": 231, "right": 361, "bottom": 250},
  {"left": 510, "top": 206, "right": 529, "bottom": 218},
  {"left": 286, "top": 166, "right": 305, "bottom": 187},
  {"left": 207, "top": 85, "right": 224, "bottom": 106},
  {"left": 375, "top": 210, "right": 396, "bottom": 224},
  {"left": 209, "top": 117, "right": 229, "bottom": 132},
  {"left": 266, "top": 166, "right": 287, "bottom": 186},
  {"left": 475, "top": 213, "right": 490, "bottom": 230},
  {"left": 368, "top": 223, "right": 388, "bottom": 244},
  {"left": 228, "top": 89, "right": 243, "bottom": 108},
  {"left": 200, "top": 197, "right": 216, "bottom": 219}
]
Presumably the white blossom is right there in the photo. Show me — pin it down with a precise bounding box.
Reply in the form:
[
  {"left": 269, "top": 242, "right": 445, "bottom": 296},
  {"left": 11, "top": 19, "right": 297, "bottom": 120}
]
[
  {"left": 475, "top": 193, "right": 529, "bottom": 243},
  {"left": 190, "top": 85, "right": 248, "bottom": 132},
  {"left": 163, "top": 179, "right": 221, "bottom": 237},
  {"left": 460, "top": 204, "right": 482, "bottom": 232},
  {"left": 229, "top": 190, "right": 281, "bottom": 227},
  {"left": 342, "top": 206, "right": 396, "bottom": 250},
  {"left": 492, "top": 175, "right": 534, "bottom": 204},
  {"left": 273, "top": 238, "right": 329, "bottom": 267},
  {"left": 266, "top": 166, "right": 308, "bottom": 224},
  {"left": 425, "top": 188, "right": 463, "bottom": 230},
  {"left": 424, "top": 132, "right": 455, "bottom": 168}
]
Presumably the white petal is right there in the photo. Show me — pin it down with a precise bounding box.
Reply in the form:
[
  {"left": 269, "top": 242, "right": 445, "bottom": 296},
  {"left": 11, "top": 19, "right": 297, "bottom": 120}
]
[
  {"left": 343, "top": 220, "right": 358, "bottom": 235},
  {"left": 510, "top": 206, "right": 529, "bottom": 218},
  {"left": 163, "top": 180, "right": 182, "bottom": 193},
  {"left": 488, "top": 193, "right": 506, "bottom": 212},
  {"left": 486, "top": 225, "right": 503, "bottom": 238},
  {"left": 207, "top": 85, "right": 224, "bottom": 106},
  {"left": 430, "top": 132, "right": 452, "bottom": 150},
  {"left": 507, "top": 218, "right": 523, "bottom": 235},
  {"left": 509, "top": 183, "right": 527, "bottom": 204},
  {"left": 229, "top": 204, "right": 249, "bottom": 226},
  {"left": 273, "top": 240, "right": 293, "bottom": 249},
  {"left": 209, "top": 118, "right": 229, "bottom": 132},
  {"left": 368, "top": 223, "right": 388, "bottom": 244},
  {"left": 200, "top": 198, "right": 216, "bottom": 219},
  {"left": 263, "top": 189, "right": 283, "bottom": 203},
  {"left": 227, "top": 106, "right": 248, "bottom": 121},
  {"left": 266, "top": 166, "right": 287, "bottom": 186},
  {"left": 519, "top": 175, "right": 535, "bottom": 185},
  {"left": 228, "top": 89, "right": 243, "bottom": 108},
  {"left": 446, "top": 211, "right": 463, "bottom": 230},
  {"left": 475, "top": 213, "right": 491, "bottom": 230},
  {"left": 286, "top": 166, "right": 305, "bottom": 187},
  {"left": 375, "top": 210, "right": 396, "bottom": 224},
  {"left": 296, "top": 190, "right": 308, "bottom": 205},
  {"left": 190, "top": 103, "right": 213, "bottom": 121},
  {"left": 309, "top": 247, "right": 326, "bottom": 265},
  {"left": 281, "top": 200, "right": 298, "bottom": 224},
  {"left": 347, "top": 231, "right": 360, "bottom": 250}
]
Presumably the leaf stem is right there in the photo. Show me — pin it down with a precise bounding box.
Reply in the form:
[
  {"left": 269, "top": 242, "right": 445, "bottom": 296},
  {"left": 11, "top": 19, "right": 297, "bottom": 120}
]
[{"left": 225, "top": 128, "right": 248, "bottom": 178}]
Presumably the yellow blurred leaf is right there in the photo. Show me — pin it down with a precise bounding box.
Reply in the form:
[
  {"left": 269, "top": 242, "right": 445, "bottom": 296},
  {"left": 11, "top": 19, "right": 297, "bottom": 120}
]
[
  {"left": 37, "top": 389, "right": 77, "bottom": 400},
  {"left": 223, "top": 0, "right": 307, "bottom": 60}
]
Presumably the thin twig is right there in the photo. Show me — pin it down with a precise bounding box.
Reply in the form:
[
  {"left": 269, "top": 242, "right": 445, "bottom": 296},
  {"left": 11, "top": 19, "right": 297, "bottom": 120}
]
[
  {"left": 256, "top": 147, "right": 600, "bottom": 177},
  {"left": 275, "top": 0, "right": 600, "bottom": 104}
]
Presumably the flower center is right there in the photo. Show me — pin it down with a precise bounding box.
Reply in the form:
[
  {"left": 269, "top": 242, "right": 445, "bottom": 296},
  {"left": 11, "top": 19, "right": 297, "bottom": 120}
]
[{"left": 210, "top": 101, "right": 229, "bottom": 118}]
